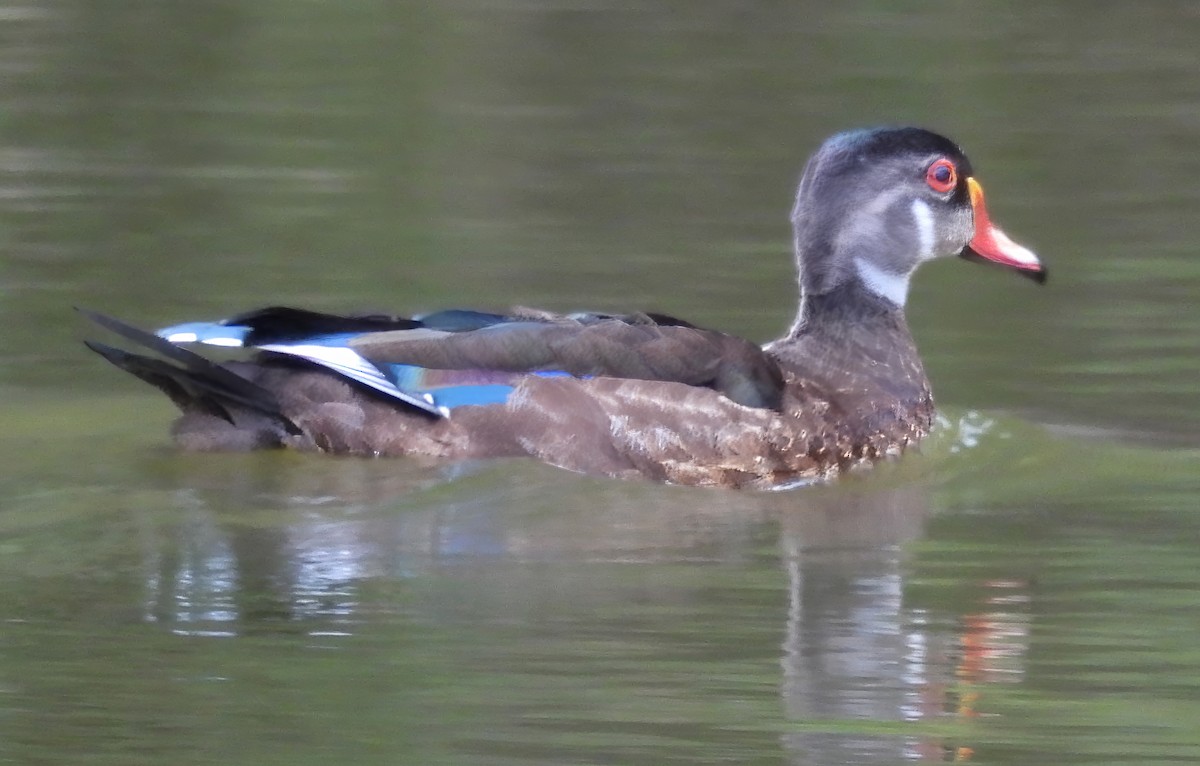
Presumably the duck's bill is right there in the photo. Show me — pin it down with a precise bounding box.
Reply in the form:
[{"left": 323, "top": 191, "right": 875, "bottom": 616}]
[{"left": 960, "top": 177, "right": 1047, "bottom": 284}]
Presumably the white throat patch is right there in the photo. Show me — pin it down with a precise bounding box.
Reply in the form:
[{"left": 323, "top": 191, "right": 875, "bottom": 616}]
[
  {"left": 855, "top": 257, "right": 909, "bottom": 306},
  {"left": 854, "top": 198, "right": 939, "bottom": 306}
]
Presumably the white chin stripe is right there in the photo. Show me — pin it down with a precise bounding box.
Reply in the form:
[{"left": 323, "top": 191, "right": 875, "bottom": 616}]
[
  {"left": 855, "top": 257, "right": 910, "bottom": 306},
  {"left": 911, "top": 198, "right": 936, "bottom": 261}
]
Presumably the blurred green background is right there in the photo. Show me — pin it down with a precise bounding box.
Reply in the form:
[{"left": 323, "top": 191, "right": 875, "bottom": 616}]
[{"left": 1, "top": 2, "right": 1198, "bottom": 764}]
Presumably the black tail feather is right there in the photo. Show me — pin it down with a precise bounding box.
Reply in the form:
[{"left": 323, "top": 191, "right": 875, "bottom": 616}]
[
  {"left": 81, "top": 311, "right": 301, "bottom": 436},
  {"left": 223, "top": 305, "right": 422, "bottom": 345}
]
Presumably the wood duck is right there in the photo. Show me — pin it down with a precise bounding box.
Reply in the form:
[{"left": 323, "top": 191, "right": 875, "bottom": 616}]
[{"left": 84, "top": 127, "right": 1045, "bottom": 489}]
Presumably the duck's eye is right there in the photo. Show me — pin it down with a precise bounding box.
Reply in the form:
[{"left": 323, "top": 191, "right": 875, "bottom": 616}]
[{"left": 925, "top": 158, "right": 957, "bottom": 193}]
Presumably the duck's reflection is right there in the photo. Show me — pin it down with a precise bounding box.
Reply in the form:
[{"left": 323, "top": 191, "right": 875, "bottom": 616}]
[
  {"left": 137, "top": 454, "right": 1029, "bottom": 763},
  {"left": 775, "top": 486, "right": 1030, "bottom": 762}
]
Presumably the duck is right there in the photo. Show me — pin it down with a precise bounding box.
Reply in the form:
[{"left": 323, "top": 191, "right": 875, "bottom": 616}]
[{"left": 83, "top": 127, "right": 1045, "bottom": 489}]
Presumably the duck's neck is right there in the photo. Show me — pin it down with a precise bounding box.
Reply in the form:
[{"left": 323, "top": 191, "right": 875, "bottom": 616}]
[
  {"left": 786, "top": 279, "right": 904, "bottom": 341},
  {"left": 770, "top": 279, "right": 930, "bottom": 407}
]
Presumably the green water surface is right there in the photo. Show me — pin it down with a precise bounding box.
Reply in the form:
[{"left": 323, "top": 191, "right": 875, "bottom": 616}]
[{"left": 2, "top": 2, "right": 1199, "bottom": 764}]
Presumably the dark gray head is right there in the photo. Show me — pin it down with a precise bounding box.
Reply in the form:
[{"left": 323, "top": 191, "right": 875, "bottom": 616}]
[{"left": 790, "top": 127, "right": 1043, "bottom": 311}]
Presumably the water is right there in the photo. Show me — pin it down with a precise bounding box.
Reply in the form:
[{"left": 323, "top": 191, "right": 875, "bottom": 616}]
[{"left": 2, "top": 2, "right": 1200, "bottom": 764}]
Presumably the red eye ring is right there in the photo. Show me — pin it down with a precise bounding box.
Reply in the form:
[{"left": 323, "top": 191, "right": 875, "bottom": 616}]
[{"left": 926, "top": 158, "right": 957, "bottom": 193}]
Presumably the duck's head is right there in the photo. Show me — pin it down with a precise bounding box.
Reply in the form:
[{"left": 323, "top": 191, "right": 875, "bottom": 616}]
[{"left": 791, "top": 127, "right": 1045, "bottom": 309}]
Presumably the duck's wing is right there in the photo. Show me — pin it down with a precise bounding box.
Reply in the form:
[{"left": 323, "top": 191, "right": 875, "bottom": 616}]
[
  {"left": 348, "top": 311, "right": 784, "bottom": 411},
  {"left": 100, "top": 306, "right": 783, "bottom": 417}
]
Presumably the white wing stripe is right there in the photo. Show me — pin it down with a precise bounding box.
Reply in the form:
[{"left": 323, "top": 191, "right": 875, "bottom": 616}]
[{"left": 257, "top": 343, "right": 443, "bottom": 416}]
